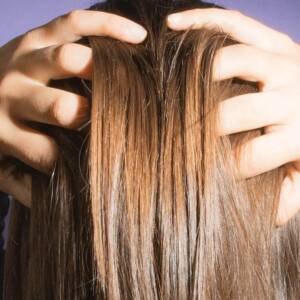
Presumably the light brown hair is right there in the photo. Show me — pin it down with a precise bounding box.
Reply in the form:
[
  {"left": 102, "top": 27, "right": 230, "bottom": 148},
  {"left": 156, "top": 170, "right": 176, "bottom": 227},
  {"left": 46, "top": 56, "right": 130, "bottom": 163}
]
[{"left": 4, "top": 0, "right": 300, "bottom": 299}]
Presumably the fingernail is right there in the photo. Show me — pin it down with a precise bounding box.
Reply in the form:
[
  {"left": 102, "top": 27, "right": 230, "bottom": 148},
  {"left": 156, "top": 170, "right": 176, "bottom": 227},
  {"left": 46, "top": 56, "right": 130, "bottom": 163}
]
[
  {"left": 167, "top": 13, "right": 183, "bottom": 26},
  {"left": 126, "top": 25, "right": 147, "bottom": 42}
]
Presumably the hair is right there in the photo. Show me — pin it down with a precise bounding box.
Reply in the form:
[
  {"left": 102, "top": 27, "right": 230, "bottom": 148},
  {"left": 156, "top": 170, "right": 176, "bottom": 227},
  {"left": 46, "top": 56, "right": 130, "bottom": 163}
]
[{"left": 4, "top": 0, "right": 300, "bottom": 299}]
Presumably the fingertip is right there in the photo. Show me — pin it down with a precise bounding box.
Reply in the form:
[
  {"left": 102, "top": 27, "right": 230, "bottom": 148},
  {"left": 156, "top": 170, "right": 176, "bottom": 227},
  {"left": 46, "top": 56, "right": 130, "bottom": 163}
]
[
  {"left": 167, "top": 13, "right": 185, "bottom": 30},
  {"left": 123, "top": 24, "right": 147, "bottom": 43},
  {"left": 52, "top": 94, "right": 89, "bottom": 129}
]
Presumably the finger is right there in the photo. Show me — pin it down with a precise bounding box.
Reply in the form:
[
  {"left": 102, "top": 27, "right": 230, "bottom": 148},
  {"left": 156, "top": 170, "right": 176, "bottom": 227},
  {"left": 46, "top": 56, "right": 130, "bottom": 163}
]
[
  {"left": 25, "top": 10, "right": 147, "bottom": 48},
  {"left": 213, "top": 44, "right": 280, "bottom": 83},
  {"left": 167, "top": 8, "right": 295, "bottom": 54},
  {"left": 0, "top": 165, "right": 31, "bottom": 207},
  {"left": 17, "top": 43, "right": 93, "bottom": 83},
  {"left": 236, "top": 129, "right": 298, "bottom": 178},
  {"left": 276, "top": 165, "right": 300, "bottom": 226},
  {"left": 0, "top": 119, "right": 58, "bottom": 174},
  {"left": 8, "top": 79, "right": 89, "bottom": 129},
  {"left": 218, "top": 90, "right": 286, "bottom": 136}
]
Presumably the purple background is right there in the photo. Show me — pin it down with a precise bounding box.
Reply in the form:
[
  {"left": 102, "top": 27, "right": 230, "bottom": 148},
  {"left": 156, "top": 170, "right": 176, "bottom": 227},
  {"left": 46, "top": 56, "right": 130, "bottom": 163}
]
[{"left": 0, "top": 0, "right": 300, "bottom": 47}]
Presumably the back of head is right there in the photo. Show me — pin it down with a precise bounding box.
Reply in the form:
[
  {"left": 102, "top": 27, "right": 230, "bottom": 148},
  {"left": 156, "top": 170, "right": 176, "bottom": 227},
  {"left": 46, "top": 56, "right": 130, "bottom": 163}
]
[{"left": 4, "top": 1, "right": 300, "bottom": 299}]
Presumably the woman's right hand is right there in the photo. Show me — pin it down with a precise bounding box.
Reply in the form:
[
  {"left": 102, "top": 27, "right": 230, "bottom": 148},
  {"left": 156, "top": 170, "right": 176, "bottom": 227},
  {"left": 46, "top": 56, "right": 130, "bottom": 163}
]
[{"left": 0, "top": 9, "right": 147, "bottom": 206}]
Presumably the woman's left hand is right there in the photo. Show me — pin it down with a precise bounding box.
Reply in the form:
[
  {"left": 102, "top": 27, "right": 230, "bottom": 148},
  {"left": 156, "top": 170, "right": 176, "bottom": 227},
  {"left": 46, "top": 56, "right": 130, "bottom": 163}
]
[{"left": 167, "top": 8, "right": 300, "bottom": 226}]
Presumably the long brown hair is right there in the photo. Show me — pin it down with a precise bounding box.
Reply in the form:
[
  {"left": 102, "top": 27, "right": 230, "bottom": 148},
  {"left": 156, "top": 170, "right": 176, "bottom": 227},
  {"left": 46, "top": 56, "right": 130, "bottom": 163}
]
[{"left": 4, "top": 0, "right": 300, "bottom": 299}]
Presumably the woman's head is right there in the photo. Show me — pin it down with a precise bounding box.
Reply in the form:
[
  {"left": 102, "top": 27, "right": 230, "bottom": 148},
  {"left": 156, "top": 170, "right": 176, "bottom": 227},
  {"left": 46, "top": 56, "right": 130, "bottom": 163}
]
[{"left": 4, "top": 0, "right": 300, "bottom": 299}]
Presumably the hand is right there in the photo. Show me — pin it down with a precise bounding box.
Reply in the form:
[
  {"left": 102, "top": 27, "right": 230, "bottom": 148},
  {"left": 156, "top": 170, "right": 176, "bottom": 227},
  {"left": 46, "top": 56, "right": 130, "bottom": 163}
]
[
  {"left": 167, "top": 8, "right": 300, "bottom": 225},
  {"left": 0, "top": 9, "right": 147, "bottom": 205}
]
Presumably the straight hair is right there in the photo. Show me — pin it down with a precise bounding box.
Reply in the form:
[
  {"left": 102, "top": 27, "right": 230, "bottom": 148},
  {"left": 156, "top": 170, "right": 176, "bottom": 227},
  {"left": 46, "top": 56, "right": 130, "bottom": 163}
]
[{"left": 4, "top": 0, "right": 300, "bottom": 299}]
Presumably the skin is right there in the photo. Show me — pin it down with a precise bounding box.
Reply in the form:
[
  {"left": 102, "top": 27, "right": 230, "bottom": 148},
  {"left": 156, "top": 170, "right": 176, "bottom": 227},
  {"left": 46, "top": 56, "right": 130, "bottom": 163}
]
[
  {"left": 167, "top": 9, "right": 300, "bottom": 225},
  {"left": 0, "top": 8, "right": 299, "bottom": 226},
  {"left": 0, "top": 10, "right": 147, "bottom": 206}
]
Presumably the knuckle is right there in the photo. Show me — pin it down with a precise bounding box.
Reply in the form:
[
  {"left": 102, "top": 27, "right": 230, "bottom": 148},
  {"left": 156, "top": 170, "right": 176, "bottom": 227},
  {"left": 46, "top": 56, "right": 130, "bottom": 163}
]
[
  {"left": 17, "top": 27, "right": 48, "bottom": 52},
  {"left": 21, "top": 30, "right": 35, "bottom": 45},
  {"left": 66, "top": 9, "right": 84, "bottom": 31},
  {"left": 20, "top": 29, "right": 39, "bottom": 48}
]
